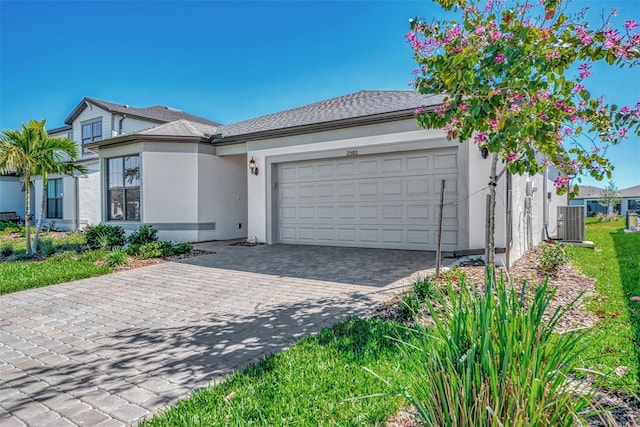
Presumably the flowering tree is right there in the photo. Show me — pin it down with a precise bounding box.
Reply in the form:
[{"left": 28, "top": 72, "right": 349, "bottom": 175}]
[{"left": 407, "top": 0, "right": 639, "bottom": 266}]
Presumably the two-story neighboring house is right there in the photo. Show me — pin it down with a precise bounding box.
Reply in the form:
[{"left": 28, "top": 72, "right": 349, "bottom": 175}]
[{"left": 37, "top": 97, "right": 220, "bottom": 231}]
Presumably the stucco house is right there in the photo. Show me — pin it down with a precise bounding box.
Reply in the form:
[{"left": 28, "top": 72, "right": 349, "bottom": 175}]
[
  {"left": 34, "top": 97, "right": 220, "bottom": 231},
  {"left": 77, "top": 90, "right": 564, "bottom": 266},
  {"left": 569, "top": 184, "right": 640, "bottom": 216}
]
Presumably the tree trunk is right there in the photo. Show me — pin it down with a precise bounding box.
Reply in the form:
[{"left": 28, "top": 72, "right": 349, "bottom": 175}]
[
  {"left": 33, "top": 175, "right": 47, "bottom": 254},
  {"left": 24, "top": 173, "right": 32, "bottom": 255},
  {"left": 486, "top": 154, "right": 499, "bottom": 269}
]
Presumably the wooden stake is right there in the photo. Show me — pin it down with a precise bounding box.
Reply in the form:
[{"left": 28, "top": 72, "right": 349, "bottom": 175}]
[{"left": 435, "top": 179, "right": 446, "bottom": 278}]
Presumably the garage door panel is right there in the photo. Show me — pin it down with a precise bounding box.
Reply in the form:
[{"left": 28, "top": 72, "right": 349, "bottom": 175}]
[{"left": 277, "top": 149, "right": 458, "bottom": 250}]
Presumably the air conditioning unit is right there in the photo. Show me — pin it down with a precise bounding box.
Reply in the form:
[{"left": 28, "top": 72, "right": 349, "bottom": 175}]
[{"left": 557, "top": 206, "right": 585, "bottom": 241}]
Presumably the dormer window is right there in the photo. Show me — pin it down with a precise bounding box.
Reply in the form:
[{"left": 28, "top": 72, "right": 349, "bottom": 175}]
[{"left": 81, "top": 119, "right": 102, "bottom": 154}]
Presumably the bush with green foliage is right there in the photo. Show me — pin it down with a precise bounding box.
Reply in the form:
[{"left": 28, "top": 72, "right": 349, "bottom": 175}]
[
  {"left": 0, "top": 221, "right": 23, "bottom": 235},
  {"left": 38, "top": 238, "right": 56, "bottom": 257},
  {"left": 48, "top": 251, "right": 79, "bottom": 262},
  {"left": 127, "top": 225, "right": 159, "bottom": 246},
  {"left": 85, "top": 224, "right": 125, "bottom": 250},
  {"left": 138, "top": 241, "right": 174, "bottom": 259},
  {"left": 171, "top": 242, "right": 193, "bottom": 255},
  {"left": 538, "top": 243, "right": 570, "bottom": 273},
  {"left": 393, "top": 273, "right": 592, "bottom": 426},
  {"left": 79, "top": 249, "right": 109, "bottom": 263},
  {"left": 106, "top": 248, "right": 130, "bottom": 267},
  {"left": 398, "top": 292, "right": 422, "bottom": 321},
  {"left": 414, "top": 276, "right": 439, "bottom": 301},
  {"left": 596, "top": 212, "right": 621, "bottom": 223},
  {"left": 0, "top": 244, "right": 13, "bottom": 257}
]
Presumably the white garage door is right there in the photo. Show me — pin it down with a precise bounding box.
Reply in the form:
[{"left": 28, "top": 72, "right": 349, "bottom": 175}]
[{"left": 276, "top": 149, "right": 459, "bottom": 251}]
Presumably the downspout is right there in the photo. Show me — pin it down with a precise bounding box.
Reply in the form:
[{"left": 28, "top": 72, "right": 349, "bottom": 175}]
[
  {"left": 75, "top": 176, "right": 80, "bottom": 230},
  {"left": 118, "top": 115, "right": 126, "bottom": 135},
  {"left": 506, "top": 171, "right": 512, "bottom": 270}
]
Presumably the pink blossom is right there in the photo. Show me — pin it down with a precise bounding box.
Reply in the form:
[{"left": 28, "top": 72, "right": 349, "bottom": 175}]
[
  {"left": 624, "top": 20, "right": 638, "bottom": 31},
  {"left": 474, "top": 132, "right": 488, "bottom": 144},
  {"left": 475, "top": 26, "right": 486, "bottom": 35},
  {"left": 546, "top": 51, "right": 560, "bottom": 60},
  {"left": 538, "top": 112, "right": 549, "bottom": 120},
  {"left": 619, "top": 128, "right": 628, "bottom": 138},
  {"left": 490, "top": 119, "right": 499, "bottom": 129},
  {"left": 591, "top": 146, "right": 601, "bottom": 153},
  {"left": 620, "top": 106, "right": 631, "bottom": 114},
  {"left": 611, "top": 8, "right": 618, "bottom": 17},
  {"left": 459, "top": 103, "right": 469, "bottom": 111},
  {"left": 554, "top": 176, "right": 570, "bottom": 189},
  {"left": 506, "top": 152, "right": 517, "bottom": 162},
  {"left": 414, "top": 107, "right": 423, "bottom": 114},
  {"left": 573, "top": 84, "right": 585, "bottom": 94},
  {"left": 489, "top": 30, "right": 502, "bottom": 41},
  {"left": 591, "top": 165, "right": 599, "bottom": 171},
  {"left": 575, "top": 26, "right": 592, "bottom": 45},
  {"left": 563, "top": 127, "right": 572, "bottom": 136},
  {"left": 495, "top": 54, "right": 506, "bottom": 63}
]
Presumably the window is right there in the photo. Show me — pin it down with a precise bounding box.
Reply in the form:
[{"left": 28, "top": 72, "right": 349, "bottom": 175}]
[
  {"left": 629, "top": 199, "right": 640, "bottom": 212},
  {"left": 47, "top": 179, "right": 63, "bottom": 219},
  {"left": 107, "top": 155, "right": 140, "bottom": 221},
  {"left": 67, "top": 132, "right": 74, "bottom": 141},
  {"left": 81, "top": 119, "right": 102, "bottom": 154}
]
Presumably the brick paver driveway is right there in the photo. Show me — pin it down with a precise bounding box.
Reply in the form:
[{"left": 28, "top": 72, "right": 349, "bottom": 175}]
[{"left": 0, "top": 243, "right": 439, "bottom": 426}]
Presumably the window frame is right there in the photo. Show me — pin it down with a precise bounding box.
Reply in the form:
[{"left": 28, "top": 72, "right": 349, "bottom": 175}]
[
  {"left": 46, "top": 178, "right": 63, "bottom": 219},
  {"left": 81, "top": 118, "right": 102, "bottom": 154},
  {"left": 106, "top": 154, "right": 141, "bottom": 222}
]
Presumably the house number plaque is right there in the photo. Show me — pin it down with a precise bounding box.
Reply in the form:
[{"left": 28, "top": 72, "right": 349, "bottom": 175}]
[{"left": 346, "top": 150, "right": 359, "bottom": 157}]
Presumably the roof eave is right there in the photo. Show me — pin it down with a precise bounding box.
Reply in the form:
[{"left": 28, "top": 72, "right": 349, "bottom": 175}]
[
  {"left": 85, "top": 134, "right": 207, "bottom": 151},
  {"left": 213, "top": 108, "right": 425, "bottom": 146}
]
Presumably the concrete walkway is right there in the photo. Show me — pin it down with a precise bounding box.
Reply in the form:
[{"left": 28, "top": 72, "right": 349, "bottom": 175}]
[{"left": 0, "top": 243, "right": 439, "bottom": 426}]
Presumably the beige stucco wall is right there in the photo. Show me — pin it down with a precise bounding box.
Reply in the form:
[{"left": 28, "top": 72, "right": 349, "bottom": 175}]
[
  {"left": 0, "top": 176, "right": 25, "bottom": 216},
  {"left": 218, "top": 119, "right": 471, "bottom": 248},
  {"left": 99, "top": 141, "right": 247, "bottom": 242}
]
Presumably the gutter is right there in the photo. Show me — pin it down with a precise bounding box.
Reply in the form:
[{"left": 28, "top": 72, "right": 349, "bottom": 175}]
[
  {"left": 212, "top": 107, "right": 436, "bottom": 146},
  {"left": 84, "top": 134, "right": 207, "bottom": 151}
]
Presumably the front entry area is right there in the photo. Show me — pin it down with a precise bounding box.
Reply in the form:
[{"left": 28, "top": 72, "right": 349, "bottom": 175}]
[{"left": 276, "top": 148, "right": 459, "bottom": 251}]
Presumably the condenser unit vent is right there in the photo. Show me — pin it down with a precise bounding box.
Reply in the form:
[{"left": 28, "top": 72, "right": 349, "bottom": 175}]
[{"left": 557, "top": 206, "right": 585, "bottom": 241}]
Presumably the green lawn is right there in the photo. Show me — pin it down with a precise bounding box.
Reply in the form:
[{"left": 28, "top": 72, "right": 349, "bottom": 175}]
[
  {"left": 567, "top": 218, "right": 640, "bottom": 392},
  {"left": 141, "top": 318, "right": 412, "bottom": 426},
  {"left": 0, "top": 230, "right": 112, "bottom": 295},
  {"left": 0, "top": 259, "right": 111, "bottom": 295}
]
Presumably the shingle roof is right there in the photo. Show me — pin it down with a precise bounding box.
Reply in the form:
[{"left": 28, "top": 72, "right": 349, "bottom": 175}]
[
  {"left": 137, "top": 120, "right": 219, "bottom": 137},
  {"left": 574, "top": 184, "right": 640, "bottom": 199},
  {"left": 64, "top": 97, "right": 220, "bottom": 126},
  {"left": 574, "top": 185, "right": 604, "bottom": 199},
  {"left": 217, "top": 90, "right": 444, "bottom": 139},
  {"left": 620, "top": 185, "right": 640, "bottom": 198}
]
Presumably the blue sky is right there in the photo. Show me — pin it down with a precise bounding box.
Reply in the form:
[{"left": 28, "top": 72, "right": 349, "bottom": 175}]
[{"left": 1, "top": 0, "right": 638, "bottom": 189}]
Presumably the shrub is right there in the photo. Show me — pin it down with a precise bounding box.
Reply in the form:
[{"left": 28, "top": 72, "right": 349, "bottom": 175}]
[
  {"left": 440, "top": 266, "right": 468, "bottom": 283},
  {"left": 171, "top": 242, "right": 193, "bottom": 255},
  {"left": 38, "top": 238, "right": 56, "bottom": 257},
  {"left": 126, "top": 244, "right": 141, "bottom": 256},
  {"left": 0, "top": 244, "right": 14, "bottom": 257},
  {"left": 538, "top": 243, "right": 570, "bottom": 273},
  {"left": 85, "top": 224, "right": 125, "bottom": 250},
  {"left": 414, "top": 276, "right": 439, "bottom": 301},
  {"left": 138, "top": 241, "right": 174, "bottom": 259},
  {"left": 398, "top": 292, "right": 422, "bottom": 321},
  {"left": 393, "top": 273, "right": 592, "bottom": 426},
  {"left": 48, "top": 251, "right": 78, "bottom": 262},
  {"left": 106, "top": 248, "right": 130, "bottom": 267},
  {"left": 0, "top": 221, "right": 23, "bottom": 235},
  {"left": 595, "top": 212, "right": 621, "bottom": 222},
  {"left": 127, "top": 225, "right": 158, "bottom": 246},
  {"left": 80, "top": 249, "right": 109, "bottom": 263}
]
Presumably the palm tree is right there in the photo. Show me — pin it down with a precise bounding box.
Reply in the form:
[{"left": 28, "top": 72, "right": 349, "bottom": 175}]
[
  {"left": 0, "top": 119, "right": 83, "bottom": 255},
  {"left": 0, "top": 121, "right": 43, "bottom": 255},
  {"left": 32, "top": 127, "right": 86, "bottom": 252}
]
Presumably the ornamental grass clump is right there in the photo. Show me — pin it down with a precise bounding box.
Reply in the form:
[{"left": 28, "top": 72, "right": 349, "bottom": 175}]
[{"left": 395, "top": 272, "right": 594, "bottom": 426}]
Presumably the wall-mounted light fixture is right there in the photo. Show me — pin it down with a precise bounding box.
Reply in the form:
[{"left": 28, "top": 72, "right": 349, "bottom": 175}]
[
  {"left": 249, "top": 157, "right": 259, "bottom": 176},
  {"left": 481, "top": 147, "right": 489, "bottom": 159}
]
